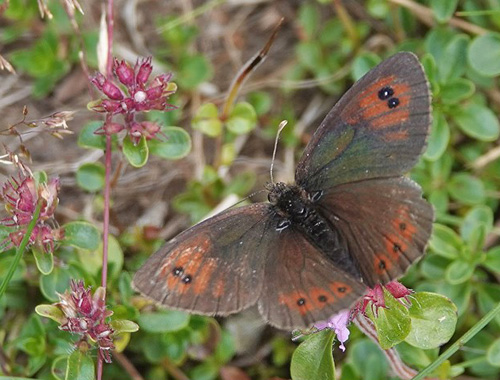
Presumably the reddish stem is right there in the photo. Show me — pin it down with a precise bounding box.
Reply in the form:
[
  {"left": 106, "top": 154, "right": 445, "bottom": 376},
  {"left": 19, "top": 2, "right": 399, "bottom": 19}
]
[{"left": 97, "top": 1, "right": 115, "bottom": 379}]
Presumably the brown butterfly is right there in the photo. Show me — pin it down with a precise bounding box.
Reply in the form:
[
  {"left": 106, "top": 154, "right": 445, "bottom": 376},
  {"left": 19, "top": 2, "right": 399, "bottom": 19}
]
[{"left": 133, "top": 52, "right": 434, "bottom": 329}]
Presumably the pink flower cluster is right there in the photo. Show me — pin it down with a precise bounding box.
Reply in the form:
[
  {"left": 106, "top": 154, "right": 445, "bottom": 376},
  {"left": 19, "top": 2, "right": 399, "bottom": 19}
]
[
  {"left": 1, "top": 176, "right": 63, "bottom": 254},
  {"left": 57, "top": 280, "right": 115, "bottom": 363},
  {"left": 91, "top": 57, "right": 175, "bottom": 144},
  {"left": 315, "top": 281, "right": 413, "bottom": 351}
]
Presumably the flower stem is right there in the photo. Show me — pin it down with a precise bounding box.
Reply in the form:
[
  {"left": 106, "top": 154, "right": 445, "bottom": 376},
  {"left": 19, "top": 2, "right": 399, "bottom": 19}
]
[
  {"left": 412, "top": 301, "right": 500, "bottom": 380},
  {"left": 0, "top": 200, "right": 42, "bottom": 300}
]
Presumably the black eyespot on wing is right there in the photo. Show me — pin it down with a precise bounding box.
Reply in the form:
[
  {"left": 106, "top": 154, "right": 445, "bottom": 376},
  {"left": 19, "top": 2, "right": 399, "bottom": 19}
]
[
  {"left": 172, "top": 267, "right": 183, "bottom": 276},
  {"left": 182, "top": 275, "right": 192, "bottom": 284},
  {"left": 378, "top": 260, "right": 386, "bottom": 270},
  {"left": 388, "top": 98, "right": 400, "bottom": 108},
  {"left": 337, "top": 286, "right": 347, "bottom": 293},
  {"left": 378, "top": 86, "right": 394, "bottom": 100},
  {"left": 318, "top": 295, "right": 328, "bottom": 303},
  {"left": 297, "top": 298, "right": 306, "bottom": 306}
]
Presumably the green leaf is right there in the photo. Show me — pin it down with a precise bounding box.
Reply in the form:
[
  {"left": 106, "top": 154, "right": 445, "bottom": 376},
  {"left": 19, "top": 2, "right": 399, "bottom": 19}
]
[
  {"left": 405, "top": 292, "right": 457, "bottom": 349},
  {"left": 78, "top": 235, "right": 122, "bottom": 279},
  {"left": 123, "top": 135, "right": 149, "bottom": 168},
  {"left": 351, "top": 52, "right": 380, "bottom": 81},
  {"left": 63, "top": 221, "right": 101, "bottom": 251},
  {"left": 52, "top": 355, "right": 68, "bottom": 380},
  {"left": 110, "top": 319, "right": 139, "bottom": 333},
  {"left": 290, "top": 329, "right": 336, "bottom": 380},
  {"left": 484, "top": 247, "right": 500, "bottom": 274},
  {"left": 431, "top": 0, "right": 459, "bottom": 22},
  {"left": 447, "top": 173, "right": 486, "bottom": 205},
  {"left": 440, "top": 78, "right": 475, "bottom": 104},
  {"left": 192, "top": 103, "right": 222, "bottom": 137},
  {"left": 349, "top": 339, "right": 388, "bottom": 380},
  {"left": 35, "top": 304, "right": 66, "bottom": 324},
  {"left": 424, "top": 111, "right": 449, "bottom": 161},
  {"left": 487, "top": 339, "right": 500, "bottom": 367},
  {"left": 454, "top": 103, "right": 500, "bottom": 141},
  {"left": 468, "top": 33, "right": 500, "bottom": 76},
  {"left": 149, "top": 126, "right": 191, "bottom": 160},
  {"left": 445, "top": 259, "right": 475, "bottom": 284},
  {"left": 429, "top": 224, "right": 462, "bottom": 259},
  {"left": 40, "top": 266, "right": 73, "bottom": 302},
  {"left": 178, "top": 54, "right": 213, "bottom": 89},
  {"left": 247, "top": 91, "right": 272, "bottom": 115},
  {"left": 298, "top": 3, "right": 319, "bottom": 39},
  {"left": 66, "top": 350, "right": 95, "bottom": 380},
  {"left": 76, "top": 162, "right": 105, "bottom": 192},
  {"left": 138, "top": 310, "right": 190, "bottom": 333},
  {"left": 296, "top": 41, "right": 323, "bottom": 70},
  {"left": 367, "top": 289, "right": 411, "bottom": 349},
  {"left": 460, "top": 205, "right": 493, "bottom": 241},
  {"left": 437, "top": 34, "right": 469, "bottom": 81},
  {"left": 226, "top": 102, "right": 257, "bottom": 135},
  {"left": 32, "top": 247, "right": 54, "bottom": 275},
  {"left": 77, "top": 121, "right": 106, "bottom": 150}
]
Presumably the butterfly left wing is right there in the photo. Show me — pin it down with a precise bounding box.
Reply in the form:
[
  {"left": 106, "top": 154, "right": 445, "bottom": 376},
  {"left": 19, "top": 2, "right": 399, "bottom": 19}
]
[
  {"left": 258, "top": 226, "right": 366, "bottom": 329},
  {"left": 132, "top": 203, "right": 275, "bottom": 316},
  {"left": 316, "top": 177, "right": 433, "bottom": 287},
  {"left": 295, "top": 52, "right": 431, "bottom": 192}
]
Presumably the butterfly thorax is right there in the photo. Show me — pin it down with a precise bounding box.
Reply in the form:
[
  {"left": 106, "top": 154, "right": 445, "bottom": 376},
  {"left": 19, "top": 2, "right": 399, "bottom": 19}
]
[
  {"left": 267, "top": 182, "right": 362, "bottom": 280},
  {"left": 267, "top": 182, "right": 328, "bottom": 237}
]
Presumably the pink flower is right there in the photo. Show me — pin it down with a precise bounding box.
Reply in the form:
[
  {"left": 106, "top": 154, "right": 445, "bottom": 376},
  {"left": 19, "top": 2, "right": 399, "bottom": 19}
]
[
  {"left": 1, "top": 175, "right": 63, "bottom": 254},
  {"left": 90, "top": 57, "right": 176, "bottom": 145},
  {"left": 57, "top": 280, "right": 115, "bottom": 363},
  {"left": 315, "top": 309, "right": 351, "bottom": 352}
]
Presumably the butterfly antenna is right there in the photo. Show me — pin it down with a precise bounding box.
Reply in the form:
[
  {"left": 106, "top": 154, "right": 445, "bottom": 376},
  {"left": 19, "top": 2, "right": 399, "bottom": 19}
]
[{"left": 270, "top": 120, "right": 288, "bottom": 184}]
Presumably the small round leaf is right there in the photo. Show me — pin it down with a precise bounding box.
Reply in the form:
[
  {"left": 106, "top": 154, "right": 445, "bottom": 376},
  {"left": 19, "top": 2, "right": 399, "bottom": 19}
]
[
  {"left": 226, "top": 102, "right": 257, "bottom": 135},
  {"left": 138, "top": 310, "right": 190, "bottom": 333},
  {"left": 123, "top": 135, "right": 149, "bottom": 168},
  {"left": 76, "top": 163, "right": 105, "bottom": 192},
  {"left": 405, "top": 292, "right": 457, "bottom": 349},
  {"left": 455, "top": 103, "right": 500, "bottom": 142},
  {"left": 290, "top": 329, "right": 336, "bottom": 380},
  {"left": 63, "top": 221, "right": 101, "bottom": 251},
  {"left": 448, "top": 173, "right": 486, "bottom": 205},
  {"left": 468, "top": 33, "right": 500, "bottom": 76},
  {"left": 149, "top": 126, "right": 191, "bottom": 160}
]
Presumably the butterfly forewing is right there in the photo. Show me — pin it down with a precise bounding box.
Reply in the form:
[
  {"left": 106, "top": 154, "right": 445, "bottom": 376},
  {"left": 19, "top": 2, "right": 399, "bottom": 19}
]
[
  {"left": 296, "top": 52, "right": 431, "bottom": 192},
  {"left": 317, "top": 177, "right": 433, "bottom": 287},
  {"left": 133, "top": 204, "right": 274, "bottom": 315}
]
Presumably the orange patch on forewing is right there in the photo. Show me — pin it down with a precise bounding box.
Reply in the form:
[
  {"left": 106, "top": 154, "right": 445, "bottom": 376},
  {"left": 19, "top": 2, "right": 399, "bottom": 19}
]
[
  {"left": 329, "top": 282, "right": 352, "bottom": 299},
  {"left": 161, "top": 234, "right": 212, "bottom": 293},
  {"left": 278, "top": 291, "right": 312, "bottom": 316},
  {"left": 374, "top": 253, "right": 393, "bottom": 275},
  {"left": 192, "top": 259, "right": 217, "bottom": 295},
  {"left": 342, "top": 76, "right": 395, "bottom": 124}
]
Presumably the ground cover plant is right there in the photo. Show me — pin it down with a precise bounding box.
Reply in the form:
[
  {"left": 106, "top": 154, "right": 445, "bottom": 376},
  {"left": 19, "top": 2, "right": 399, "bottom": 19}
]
[{"left": 0, "top": 1, "right": 500, "bottom": 380}]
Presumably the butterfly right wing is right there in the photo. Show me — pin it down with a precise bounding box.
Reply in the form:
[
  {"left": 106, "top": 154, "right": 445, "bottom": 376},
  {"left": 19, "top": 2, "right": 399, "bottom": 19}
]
[{"left": 132, "top": 203, "right": 275, "bottom": 316}]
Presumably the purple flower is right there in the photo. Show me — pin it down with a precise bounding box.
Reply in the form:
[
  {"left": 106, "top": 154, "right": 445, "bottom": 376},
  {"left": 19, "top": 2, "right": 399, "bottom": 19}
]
[{"left": 315, "top": 309, "right": 351, "bottom": 352}]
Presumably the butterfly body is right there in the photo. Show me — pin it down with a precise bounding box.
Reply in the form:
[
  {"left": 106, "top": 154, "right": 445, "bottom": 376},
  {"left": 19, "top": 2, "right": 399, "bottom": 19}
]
[
  {"left": 267, "top": 182, "right": 361, "bottom": 281},
  {"left": 133, "top": 52, "right": 434, "bottom": 329}
]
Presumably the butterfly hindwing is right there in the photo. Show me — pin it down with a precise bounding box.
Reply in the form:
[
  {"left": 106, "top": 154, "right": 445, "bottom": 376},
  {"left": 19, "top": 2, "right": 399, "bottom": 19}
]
[
  {"left": 316, "top": 177, "right": 433, "bottom": 287},
  {"left": 258, "top": 226, "right": 365, "bottom": 329},
  {"left": 296, "top": 52, "right": 431, "bottom": 192},
  {"left": 132, "top": 204, "right": 275, "bottom": 315}
]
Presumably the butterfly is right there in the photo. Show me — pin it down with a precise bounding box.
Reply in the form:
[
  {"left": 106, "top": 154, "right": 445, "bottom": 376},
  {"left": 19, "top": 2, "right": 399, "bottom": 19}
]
[{"left": 133, "top": 52, "right": 434, "bottom": 329}]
